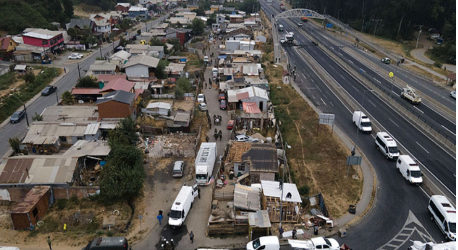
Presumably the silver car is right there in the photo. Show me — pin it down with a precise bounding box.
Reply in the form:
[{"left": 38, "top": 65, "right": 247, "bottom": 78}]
[{"left": 172, "top": 161, "right": 184, "bottom": 178}]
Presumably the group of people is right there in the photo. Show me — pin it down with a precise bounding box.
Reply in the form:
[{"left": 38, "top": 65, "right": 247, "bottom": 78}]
[
  {"left": 213, "top": 114, "right": 222, "bottom": 126},
  {"left": 214, "top": 128, "right": 223, "bottom": 141},
  {"left": 279, "top": 226, "right": 298, "bottom": 239}
]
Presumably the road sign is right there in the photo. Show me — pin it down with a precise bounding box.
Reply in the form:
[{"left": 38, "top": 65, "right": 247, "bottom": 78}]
[
  {"left": 389, "top": 72, "right": 394, "bottom": 78},
  {"left": 326, "top": 23, "right": 333, "bottom": 28},
  {"left": 319, "top": 113, "right": 335, "bottom": 125},
  {"left": 346, "top": 156, "right": 362, "bottom": 165}
]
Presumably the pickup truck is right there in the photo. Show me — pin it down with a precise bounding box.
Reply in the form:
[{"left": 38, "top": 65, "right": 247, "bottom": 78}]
[
  {"left": 288, "top": 237, "right": 340, "bottom": 250},
  {"left": 401, "top": 85, "right": 421, "bottom": 104}
]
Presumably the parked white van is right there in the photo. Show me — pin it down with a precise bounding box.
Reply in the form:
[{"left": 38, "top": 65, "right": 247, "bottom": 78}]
[
  {"left": 428, "top": 195, "right": 456, "bottom": 241},
  {"left": 396, "top": 155, "right": 423, "bottom": 184},
  {"left": 352, "top": 111, "right": 372, "bottom": 133},
  {"left": 375, "top": 132, "right": 400, "bottom": 160},
  {"left": 168, "top": 185, "right": 198, "bottom": 228},
  {"left": 246, "top": 236, "right": 280, "bottom": 250}
]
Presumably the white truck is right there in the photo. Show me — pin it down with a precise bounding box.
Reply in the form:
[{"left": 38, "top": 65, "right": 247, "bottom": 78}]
[
  {"left": 168, "top": 184, "right": 198, "bottom": 228},
  {"left": 246, "top": 236, "right": 280, "bottom": 250},
  {"left": 352, "top": 111, "right": 372, "bottom": 133},
  {"left": 195, "top": 142, "right": 217, "bottom": 185},
  {"left": 401, "top": 85, "right": 422, "bottom": 104},
  {"left": 408, "top": 241, "right": 456, "bottom": 250},
  {"left": 288, "top": 237, "right": 340, "bottom": 250}
]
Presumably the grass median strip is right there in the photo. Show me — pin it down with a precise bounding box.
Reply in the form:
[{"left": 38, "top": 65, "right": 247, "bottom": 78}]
[{"left": 265, "top": 60, "right": 363, "bottom": 218}]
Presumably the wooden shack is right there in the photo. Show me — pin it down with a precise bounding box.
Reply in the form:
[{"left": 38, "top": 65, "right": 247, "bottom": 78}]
[
  {"left": 10, "top": 186, "right": 52, "bottom": 230},
  {"left": 261, "top": 180, "right": 302, "bottom": 223}
]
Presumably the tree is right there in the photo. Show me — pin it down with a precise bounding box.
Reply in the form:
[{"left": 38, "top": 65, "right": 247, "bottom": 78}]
[
  {"left": 119, "top": 18, "right": 132, "bottom": 32},
  {"left": 108, "top": 117, "right": 138, "bottom": 147},
  {"left": 137, "top": 29, "right": 142, "bottom": 35},
  {"left": 119, "top": 36, "right": 128, "bottom": 48},
  {"left": 192, "top": 8, "right": 205, "bottom": 16},
  {"left": 8, "top": 137, "right": 20, "bottom": 154},
  {"left": 207, "top": 13, "right": 216, "bottom": 26},
  {"left": 67, "top": 28, "right": 78, "bottom": 40},
  {"left": 62, "top": 0, "right": 74, "bottom": 22},
  {"left": 155, "top": 60, "right": 169, "bottom": 79},
  {"left": 177, "top": 77, "right": 191, "bottom": 93},
  {"left": 190, "top": 18, "right": 205, "bottom": 36},
  {"left": 149, "top": 38, "right": 169, "bottom": 54},
  {"left": 24, "top": 72, "right": 35, "bottom": 84},
  {"left": 61, "top": 91, "right": 74, "bottom": 105},
  {"left": 76, "top": 75, "right": 98, "bottom": 88},
  {"left": 32, "top": 112, "right": 43, "bottom": 121}
]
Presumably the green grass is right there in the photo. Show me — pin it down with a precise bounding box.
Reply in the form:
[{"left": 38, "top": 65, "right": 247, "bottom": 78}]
[
  {"left": 0, "top": 67, "right": 61, "bottom": 123},
  {"left": 0, "top": 72, "right": 15, "bottom": 91},
  {"left": 401, "top": 43, "right": 414, "bottom": 58}
]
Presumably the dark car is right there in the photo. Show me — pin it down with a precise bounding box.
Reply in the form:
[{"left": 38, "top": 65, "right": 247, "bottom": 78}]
[
  {"left": 41, "top": 86, "right": 57, "bottom": 96},
  {"left": 82, "top": 237, "right": 129, "bottom": 250},
  {"left": 220, "top": 100, "right": 227, "bottom": 110},
  {"left": 10, "top": 110, "right": 26, "bottom": 124},
  {"left": 218, "top": 93, "right": 226, "bottom": 101}
]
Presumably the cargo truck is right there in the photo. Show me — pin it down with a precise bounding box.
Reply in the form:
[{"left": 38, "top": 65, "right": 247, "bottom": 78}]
[
  {"left": 280, "top": 3, "right": 285, "bottom": 11},
  {"left": 401, "top": 85, "right": 422, "bottom": 104},
  {"left": 195, "top": 142, "right": 217, "bottom": 185}
]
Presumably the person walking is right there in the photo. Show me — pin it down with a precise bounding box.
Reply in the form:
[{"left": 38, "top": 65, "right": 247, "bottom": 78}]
[
  {"left": 157, "top": 213, "right": 163, "bottom": 225},
  {"left": 189, "top": 231, "right": 194, "bottom": 243},
  {"left": 292, "top": 227, "right": 297, "bottom": 239},
  {"left": 64, "top": 67, "right": 66, "bottom": 73},
  {"left": 198, "top": 186, "right": 201, "bottom": 199},
  {"left": 205, "top": 135, "right": 209, "bottom": 142},
  {"left": 47, "top": 236, "right": 52, "bottom": 250}
]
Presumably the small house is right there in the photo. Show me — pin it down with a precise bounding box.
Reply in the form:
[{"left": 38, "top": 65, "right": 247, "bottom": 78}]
[
  {"left": 242, "top": 144, "right": 278, "bottom": 183},
  {"left": 261, "top": 180, "right": 302, "bottom": 223},
  {"left": 10, "top": 186, "right": 53, "bottom": 230},
  {"left": 97, "top": 90, "right": 136, "bottom": 119},
  {"left": 124, "top": 55, "right": 160, "bottom": 78},
  {"left": 145, "top": 102, "right": 172, "bottom": 116}
]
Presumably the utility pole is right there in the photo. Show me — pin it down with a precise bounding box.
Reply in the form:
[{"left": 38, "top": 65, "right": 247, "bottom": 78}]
[
  {"left": 77, "top": 62, "right": 81, "bottom": 79},
  {"left": 11, "top": 94, "right": 29, "bottom": 127},
  {"left": 99, "top": 46, "right": 103, "bottom": 58},
  {"left": 416, "top": 25, "right": 423, "bottom": 48},
  {"left": 279, "top": 141, "right": 290, "bottom": 228},
  {"left": 55, "top": 89, "right": 59, "bottom": 105}
]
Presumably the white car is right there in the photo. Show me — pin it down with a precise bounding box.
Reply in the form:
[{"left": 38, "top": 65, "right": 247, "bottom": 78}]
[
  {"left": 68, "top": 53, "right": 83, "bottom": 60},
  {"left": 298, "top": 22, "right": 303, "bottom": 27},
  {"left": 450, "top": 91, "right": 456, "bottom": 99},
  {"left": 198, "top": 103, "right": 207, "bottom": 111},
  {"left": 197, "top": 94, "right": 205, "bottom": 103},
  {"left": 235, "top": 135, "right": 251, "bottom": 142},
  {"left": 204, "top": 56, "right": 209, "bottom": 63},
  {"left": 280, "top": 38, "right": 286, "bottom": 44}
]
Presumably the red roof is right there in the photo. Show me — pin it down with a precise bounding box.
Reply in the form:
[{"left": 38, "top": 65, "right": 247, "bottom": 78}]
[
  {"left": 71, "top": 88, "right": 102, "bottom": 95},
  {"left": 236, "top": 92, "right": 249, "bottom": 100},
  {"left": 97, "top": 74, "right": 126, "bottom": 83},
  {"left": 0, "top": 37, "right": 11, "bottom": 50},
  {"left": 101, "top": 78, "right": 135, "bottom": 93},
  {"left": 135, "top": 89, "right": 145, "bottom": 100},
  {"left": 243, "top": 102, "right": 261, "bottom": 113}
]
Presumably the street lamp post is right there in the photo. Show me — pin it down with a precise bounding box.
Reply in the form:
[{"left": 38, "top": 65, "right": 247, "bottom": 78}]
[
  {"left": 389, "top": 71, "right": 394, "bottom": 98},
  {"left": 351, "top": 89, "right": 374, "bottom": 161},
  {"left": 279, "top": 141, "right": 291, "bottom": 228},
  {"left": 11, "top": 94, "right": 29, "bottom": 127},
  {"left": 416, "top": 25, "right": 422, "bottom": 49}
]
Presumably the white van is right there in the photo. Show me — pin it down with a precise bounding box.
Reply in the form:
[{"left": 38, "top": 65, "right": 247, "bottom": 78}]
[
  {"left": 246, "top": 236, "right": 280, "bottom": 250},
  {"left": 375, "top": 132, "right": 400, "bottom": 160},
  {"left": 428, "top": 195, "right": 456, "bottom": 241},
  {"left": 352, "top": 111, "right": 372, "bottom": 133},
  {"left": 396, "top": 155, "right": 423, "bottom": 184},
  {"left": 168, "top": 185, "right": 198, "bottom": 228}
]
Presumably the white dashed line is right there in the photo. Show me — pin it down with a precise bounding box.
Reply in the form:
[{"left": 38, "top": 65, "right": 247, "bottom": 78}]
[
  {"left": 320, "top": 98, "right": 327, "bottom": 105},
  {"left": 352, "top": 86, "right": 360, "bottom": 93},
  {"left": 368, "top": 100, "right": 377, "bottom": 107},
  {"left": 389, "top": 118, "right": 399, "bottom": 127},
  {"left": 373, "top": 78, "right": 381, "bottom": 83},
  {"left": 441, "top": 125, "right": 456, "bottom": 136},
  {"left": 340, "top": 75, "right": 346, "bottom": 80},
  {"left": 416, "top": 142, "right": 430, "bottom": 154},
  {"left": 414, "top": 106, "right": 424, "bottom": 114},
  {"left": 330, "top": 102, "right": 334, "bottom": 106}
]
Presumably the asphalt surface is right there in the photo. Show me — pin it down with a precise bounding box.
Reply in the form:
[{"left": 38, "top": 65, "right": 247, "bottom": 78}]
[
  {"left": 301, "top": 23, "right": 456, "bottom": 142},
  {"left": 0, "top": 15, "right": 167, "bottom": 158},
  {"left": 261, "top": 1, "right": 451, "bottom": 248}
]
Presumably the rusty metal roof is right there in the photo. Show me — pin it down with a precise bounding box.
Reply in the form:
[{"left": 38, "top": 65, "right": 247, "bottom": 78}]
[{"left": 10, "top": 186, "right": 50, "bottom": 214}]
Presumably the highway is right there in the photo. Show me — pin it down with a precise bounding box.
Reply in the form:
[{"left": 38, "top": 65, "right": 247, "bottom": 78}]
[
  {"left": 301, "top": 22, "right": 456, "bottom": 143},
  {"left": 0, "top": 16, "right": 167, "bottom": 158},
  {"left": 261, "top": 0, "right": 454, "bottom": 247}
]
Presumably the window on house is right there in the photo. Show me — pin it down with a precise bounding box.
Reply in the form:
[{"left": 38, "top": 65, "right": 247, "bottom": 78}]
[
  {"left": 60, "top": 136, "right": 67, "bottom": 142},
  {"left": 239, "top": 164, "right": 245, "bottom": 171}
]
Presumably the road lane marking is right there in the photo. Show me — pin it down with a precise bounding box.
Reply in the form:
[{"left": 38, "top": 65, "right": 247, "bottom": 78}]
[
  {"left": 340, "top": 75, "right": 346, "bottom": 80},
  {"left": 330, "top": 102, "right": 334, "bottom": 106},
  {"left": 352, "top": 86, "right": 360, "bottom": 93},
  {"left": 373, "top": 78, "right": 381, "bottom": 83},
  {"left": 368, "top": 100, "right": 376, "bottom": 107},
  {"left": 392, "top": 91, "right": 400, "bottom": 97},
  {"left": 416, "top": 142, "right": 430, "bottom": 154},
  {"left": 320, "top": 98, "right": 327, "bottom": 105},
  {"left": 441, "top": 125, "right": 456, "bottom": 136},
  {"left": 389, "top": 118, "right": 399, "bottom": 127},
  {"left": 414, "top": 106, "right": 424, "bottom": 114},
  {"left": 348, "top": 60, "right": 354, "bottom": 64}
]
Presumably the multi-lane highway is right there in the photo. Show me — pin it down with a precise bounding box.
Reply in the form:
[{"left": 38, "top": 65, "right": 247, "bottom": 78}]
[{"left": 261, "top": 0, "right": 455, "bottom": 248}]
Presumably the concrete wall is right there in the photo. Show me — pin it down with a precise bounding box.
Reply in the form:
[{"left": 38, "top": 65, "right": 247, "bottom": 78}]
[{"left": 0, "top": 186, "right": 100, "bottom": 202}]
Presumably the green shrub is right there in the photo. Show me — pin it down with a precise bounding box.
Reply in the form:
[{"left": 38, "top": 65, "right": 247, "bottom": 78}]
[
  {"left": 56, "top": 199, "right": 67, "bottom": 210},
  {"left": 434, "top": 62, "right": 443, "bottom": 69},
  {"left": 298, "top": 185, "right": 310, "bottom": 196}
]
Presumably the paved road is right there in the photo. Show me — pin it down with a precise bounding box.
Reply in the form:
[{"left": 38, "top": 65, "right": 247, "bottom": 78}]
[
  {"left": 301, "top": 22, "right": 456, "bottom": 142},
  {"left": 411, "top": 48, "right": 435, "bottom": 64},
  {"left": 0, "top": 16, "right": 167, "bottom": 158},
  {"left": 261, "top": 1, "right": 450, "bottom": 248}
]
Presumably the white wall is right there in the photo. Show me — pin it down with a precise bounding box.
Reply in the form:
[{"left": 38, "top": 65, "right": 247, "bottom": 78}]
[
  {"left": 242, "top": 96, "right": 268, "bottom": 112},
  {"left": 126, "top": 64, "right": 149, "bottom": 78}
]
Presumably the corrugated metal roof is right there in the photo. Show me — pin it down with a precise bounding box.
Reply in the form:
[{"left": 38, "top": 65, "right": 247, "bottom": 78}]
[
  {"left": 62, "top": 140, "right": 110, "bottom": 157},
  {"left": 124, "top": 55, "right": 160, "bottom": 68},
  {"left": 234, "top": 184, "right": 261, "bottom": 211},
  {"left": 98, "top": 74, "right": 126, "bottom": 83},
  {"left": 248, "top": 210, "right": 271, "bottom": 228},
  {"left": 23, "top": 124, "right": 88, "bottom": 144},
  {"left": 242, "top": 144, "right": 278, "bottom": 172},
  {"left": 242, "top": 102, "right": 261, "bottom": 113},
  {"left": 97, "top": 90, "right": 135, "bottom": 105},
  {"left": 10, "top": 186, "right": 50, "bottom": 214},
  {"left": 100, "top": 78, "right": 135, "bottom": 93},
  {"left": 146, "top": 102, "right": 171, "bottom": 110},
  {"left": 0, "top": 156, "right": 78, "bottom": 184},
  {"left": 84, "top": 123, "right": 100, "bottom": 135},
  {"left": 71, "top": 88, "right": 102, "bottom": 95}
]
